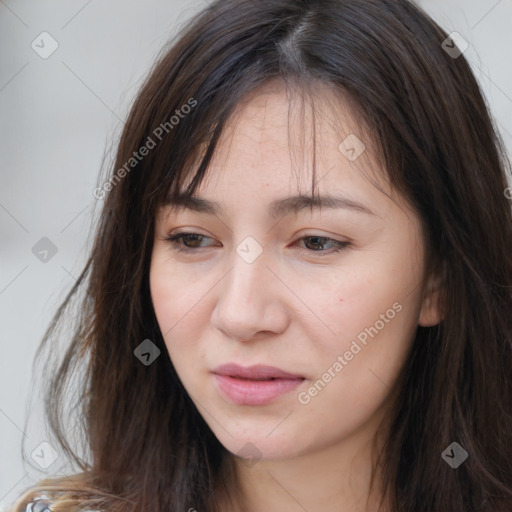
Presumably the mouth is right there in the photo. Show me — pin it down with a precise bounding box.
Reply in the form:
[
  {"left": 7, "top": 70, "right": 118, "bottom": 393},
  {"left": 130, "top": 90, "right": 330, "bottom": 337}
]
[
  {"left": 212, "top": 363, "right": 306, "bottom": 406},
  {"left": 212, "top": 363, "right": 305, "bottom": 380}
]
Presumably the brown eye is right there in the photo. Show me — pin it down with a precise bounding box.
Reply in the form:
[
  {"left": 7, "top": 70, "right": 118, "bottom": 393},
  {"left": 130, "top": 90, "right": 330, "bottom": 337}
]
[
  {"left": 165, "top": 232, "right": 349, "bottom": 256},
  {"left": 165, "top": 233, "right": 217, "bottom": 253},
  {"left": 296, "top": 235, "right": 350, "bottom": 255}
]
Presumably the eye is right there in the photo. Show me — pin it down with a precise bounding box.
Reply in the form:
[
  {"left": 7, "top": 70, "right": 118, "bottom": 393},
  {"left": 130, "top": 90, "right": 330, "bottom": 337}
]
[
  {"left": 165, "top": 232, "right": 218, "bottom": 253},
  {"left": 165, "top": 232, "right": 350, "bottom": 256},
  {"left": 296, "top": 234, "right": 350, "bottom": 255}
]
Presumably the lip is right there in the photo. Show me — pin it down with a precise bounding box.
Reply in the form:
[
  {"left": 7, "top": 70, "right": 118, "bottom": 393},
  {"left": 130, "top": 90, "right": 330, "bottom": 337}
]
[
  {"left": 212, "top": 363, "right": 305, "bottom": 406},
  {"left": 213, "top": 363, "right": 304, "bottom": 380}
]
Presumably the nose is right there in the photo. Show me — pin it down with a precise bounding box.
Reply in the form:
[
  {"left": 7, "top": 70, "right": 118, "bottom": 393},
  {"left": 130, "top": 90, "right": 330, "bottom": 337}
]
[{"left": 210, "top": 246, "right": 289, "bottom": 342}]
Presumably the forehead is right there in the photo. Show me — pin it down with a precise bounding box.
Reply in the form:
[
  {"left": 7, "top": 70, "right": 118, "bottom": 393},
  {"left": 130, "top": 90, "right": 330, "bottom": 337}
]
[
  {"left": 189, "top": 81, "right": 392, "bottom": 204},
  {"left": 218, "top": 79, "right": 366, "bottom": 159},
  {"left": 157, "top": 79, "right": 407, "bottom": 227}
]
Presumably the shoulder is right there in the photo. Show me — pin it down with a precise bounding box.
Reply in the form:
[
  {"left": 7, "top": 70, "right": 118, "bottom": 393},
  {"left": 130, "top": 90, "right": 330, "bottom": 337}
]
[
  {"left": 19, "top": 494, "right": 100, "bottom": 512},
  {"left": 20, "top": 495, "right": 53, "bottom": 512}
]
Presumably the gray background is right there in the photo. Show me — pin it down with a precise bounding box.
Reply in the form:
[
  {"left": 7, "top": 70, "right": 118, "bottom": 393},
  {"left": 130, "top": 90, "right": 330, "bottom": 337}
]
[{"left": 1, "top": 0, "right": 511, "bottom": 508}]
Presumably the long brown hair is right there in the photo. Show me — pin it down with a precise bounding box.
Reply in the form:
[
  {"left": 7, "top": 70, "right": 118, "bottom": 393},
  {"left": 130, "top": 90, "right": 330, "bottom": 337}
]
[{"left": 10, "top": 0, "right": 512, "bottom": 511}]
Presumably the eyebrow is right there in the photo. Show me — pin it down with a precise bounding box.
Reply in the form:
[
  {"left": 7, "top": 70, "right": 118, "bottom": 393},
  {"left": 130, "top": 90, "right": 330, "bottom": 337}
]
[{"left": 164, "top": 193, "right": 377, "bottom": 218}]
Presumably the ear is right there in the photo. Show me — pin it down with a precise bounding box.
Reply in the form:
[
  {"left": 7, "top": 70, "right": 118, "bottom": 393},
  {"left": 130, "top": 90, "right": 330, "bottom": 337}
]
[{"left": 418, "top": 264, "right": 445, "bottom": 327}]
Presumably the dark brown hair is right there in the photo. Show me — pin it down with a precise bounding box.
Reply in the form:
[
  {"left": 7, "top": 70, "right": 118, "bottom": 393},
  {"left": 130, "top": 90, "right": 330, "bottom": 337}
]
[{"left": 10, "top": 0, "right": 512, "bottom": 511}]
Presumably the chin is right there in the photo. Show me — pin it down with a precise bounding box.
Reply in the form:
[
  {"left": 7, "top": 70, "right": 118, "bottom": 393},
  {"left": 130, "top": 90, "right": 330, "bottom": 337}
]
[{"left": 213, "top": 426, "right": 309, "bottom": 463}]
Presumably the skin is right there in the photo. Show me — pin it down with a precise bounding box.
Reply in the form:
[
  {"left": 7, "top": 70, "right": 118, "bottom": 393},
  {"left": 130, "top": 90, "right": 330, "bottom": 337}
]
[{"left": 150, "top": 80, "right": 442, "bottom": 512}]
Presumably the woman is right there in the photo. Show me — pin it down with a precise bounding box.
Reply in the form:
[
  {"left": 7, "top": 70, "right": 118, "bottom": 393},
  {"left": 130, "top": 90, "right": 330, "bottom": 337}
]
[{"left": 9, "top": 0, "right": 512, "bottom": 511}]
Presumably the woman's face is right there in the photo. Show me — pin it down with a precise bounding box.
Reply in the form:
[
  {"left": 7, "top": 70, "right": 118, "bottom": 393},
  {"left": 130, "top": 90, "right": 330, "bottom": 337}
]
[{"left": 150, "top": 82, "right": 441, "bottom": 463}]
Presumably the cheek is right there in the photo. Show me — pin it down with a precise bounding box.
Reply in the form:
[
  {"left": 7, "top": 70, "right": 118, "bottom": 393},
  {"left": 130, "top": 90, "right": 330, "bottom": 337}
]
[
  {"left": 293, "top": 242, "right": 424, "bottom": 394},
  {"left": 150, "top": 263, "right": 179, "bottom": 336},
  {"left": 149, "top": 255, "right": 205, "bottom": 354},
  {"left": 297, "top": 283, "right": 417, "bottom": 439},
  {"left": 150, "top": 250, "right": 207, "bottom": 333},
  {"left": 150, "top": 256, "right": 212, "bottom": 389},
  {"left": 292, "top": 261, "right": 418, "bottom": 349}
]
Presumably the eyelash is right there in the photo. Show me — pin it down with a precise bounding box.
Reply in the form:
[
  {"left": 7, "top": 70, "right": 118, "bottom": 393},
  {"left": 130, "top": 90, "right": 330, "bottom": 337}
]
[{"left": 164, "top": 232, "right": 350, "bottom": 256}]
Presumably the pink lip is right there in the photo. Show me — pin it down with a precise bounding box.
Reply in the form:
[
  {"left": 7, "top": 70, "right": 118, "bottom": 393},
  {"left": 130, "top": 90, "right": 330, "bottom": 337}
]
[{"left": 212, "top": 363, "right": 305, "bottom": 406}]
